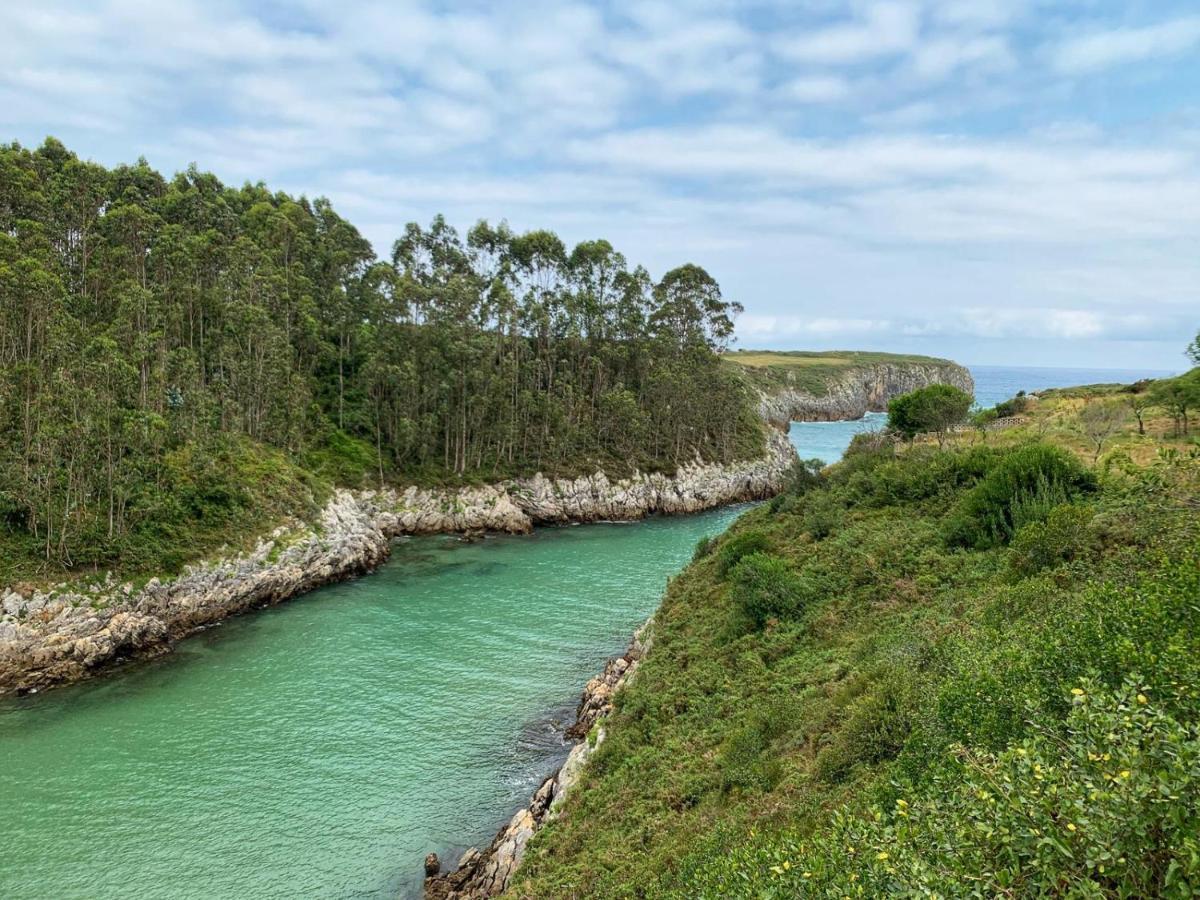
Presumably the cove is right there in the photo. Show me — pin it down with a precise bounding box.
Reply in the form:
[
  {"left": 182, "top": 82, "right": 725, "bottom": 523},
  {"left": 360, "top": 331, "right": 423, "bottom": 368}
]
[
  {"left": 0, "top": 506, "right": 750, "bottom": 900},
  {"left": 0, "top": 420, "right": 863, "bottom": 900}
]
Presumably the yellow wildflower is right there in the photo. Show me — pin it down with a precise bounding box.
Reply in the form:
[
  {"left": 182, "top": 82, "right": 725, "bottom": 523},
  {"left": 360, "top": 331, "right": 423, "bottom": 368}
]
[
  {"left": 1066, "top": 823, "right": 1076, "bottom": 832},
  {"left": 1137, "top": 694, "right": 1148, "bottom": 704},
  {"left": 876, "top": 852, "right": 889, "bottom": 861},
  {"left": 1071, "top": 688, "right": 1084, "bottom": 696}
]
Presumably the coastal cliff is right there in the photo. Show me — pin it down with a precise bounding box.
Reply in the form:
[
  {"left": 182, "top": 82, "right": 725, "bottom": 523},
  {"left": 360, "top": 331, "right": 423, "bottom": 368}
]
[
  {"left": 752, "top": 360, "right": 975, "bottom": 426},
  {"left": 0, "top": 431, "right": 794, "bottom": 695}
]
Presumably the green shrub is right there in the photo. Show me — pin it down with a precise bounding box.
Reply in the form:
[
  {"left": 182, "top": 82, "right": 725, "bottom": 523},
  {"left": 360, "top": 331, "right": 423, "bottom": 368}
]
[
  {"left": 945, "top": 443, "right": 1096, "bottom": 548},
  {"left": 677, "top": 680, "right": 1200, "bottom": 899},
  {"left": 1008, "top": 502, "right": 1096, "bottom": 576},
  {"left": 719, "top": 722, "right": 782, "bottom": 793},
  {"left": 692, "top": 535, "right": 716, "bottom": 561},
  {"left": 730, "top": 552, "right": 805, "bottom": 627},
  {"left": 300, "top": 426, "right": 379, "bottom": 486},
  {"left": 887, "top": 383, "right": 973, "bottom": 444},
  {"left": 768, "top": 457, "right": 825, "bottom": 512},
  {"left": 815, "top": 680, "right": 913, "bottom": 782},
  {"left": 796, "top": 490, "right": 844, "bottom": 539},
  {"left": 716, "top": 529, "right": 772, "bottom": 577}
]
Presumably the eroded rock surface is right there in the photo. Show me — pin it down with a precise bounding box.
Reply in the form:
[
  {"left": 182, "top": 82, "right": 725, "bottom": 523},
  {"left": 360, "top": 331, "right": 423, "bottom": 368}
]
[
  {"left": 756, "top": 361, "right": 975, "bottom": 426},
  {"left": 0, "top": 434, "right": 792, "bottom": 695}
]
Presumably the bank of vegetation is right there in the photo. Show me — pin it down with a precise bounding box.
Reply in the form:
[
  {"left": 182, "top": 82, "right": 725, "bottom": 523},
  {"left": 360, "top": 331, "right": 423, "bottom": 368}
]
[
  {"left": 0, "top": 139, "right": 761, "bottom": 577},
  {"left": 510, "top": 360, "right": 1200, "bottom": 898}
]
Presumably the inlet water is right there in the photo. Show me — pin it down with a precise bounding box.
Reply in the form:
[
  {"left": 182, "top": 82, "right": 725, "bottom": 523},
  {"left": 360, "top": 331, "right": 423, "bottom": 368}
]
[
  {"left": 784, "top": 365, "right": 1179, "bottom": 464},
  {"left": 0, "top": 508, "right": 747, "bottom": 899},
  {"left": 2, "top": 365, "right": 1167, "bottom": 900}
]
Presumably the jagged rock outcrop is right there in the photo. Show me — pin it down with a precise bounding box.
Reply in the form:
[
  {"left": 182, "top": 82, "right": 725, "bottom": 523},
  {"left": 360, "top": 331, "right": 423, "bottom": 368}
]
[
  {"left": 425, "top": 626, "right": 651, "bottom": 899},
  {"left": 0, "top": 433, "right": 792, "bottom": 695},
  {"left": 755, "top": 361, "right": 975, "bottom": 426}
]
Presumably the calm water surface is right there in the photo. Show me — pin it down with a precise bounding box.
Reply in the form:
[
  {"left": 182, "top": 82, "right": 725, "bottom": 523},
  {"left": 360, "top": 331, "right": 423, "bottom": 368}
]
[
  {"left": 0, "top": 508, "right": 747, "bottom": 900},
  {"left": 2, "top": 364, "right": 1173, "bottom": 900}
]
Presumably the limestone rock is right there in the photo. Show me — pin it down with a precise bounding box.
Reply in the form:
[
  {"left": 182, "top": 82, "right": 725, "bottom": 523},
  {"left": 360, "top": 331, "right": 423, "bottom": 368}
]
[
  {"left": 755, "top": 361, "right": 975, "bottom": 427},
  {"left": 0, "top": 434, "right": 794, "bottom": 696}
]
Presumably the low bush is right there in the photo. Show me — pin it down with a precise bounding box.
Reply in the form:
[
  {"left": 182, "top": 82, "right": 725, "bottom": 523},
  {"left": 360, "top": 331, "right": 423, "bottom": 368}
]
[
  {"left": 683, "top": 680, "right": 1200, "bottom": 899},
  {"left": 730, "top": 552, "right": 806, "bottom": 626},
  {"left": 945, "top": 443, "right": 1096, "bottom": 548},
  {"left": 1008, "top": 502, "right": 1095, "bottom": 576},
  {"left": 716, "top": 529, "right": 772, "bottom": 577}
]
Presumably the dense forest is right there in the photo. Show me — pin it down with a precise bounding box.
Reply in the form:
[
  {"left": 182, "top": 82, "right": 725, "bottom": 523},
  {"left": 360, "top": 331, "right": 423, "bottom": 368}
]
[{"left": 0, "top": 139, "right": 761, "bottom": 572}]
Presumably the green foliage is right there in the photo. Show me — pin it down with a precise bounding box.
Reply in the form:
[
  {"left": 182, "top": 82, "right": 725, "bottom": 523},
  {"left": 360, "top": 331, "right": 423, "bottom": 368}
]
[
  {"left": 301, "top": 427, "right": 380, "bottom": 487},
  {"left": 684, "top": 681, "right": 1200, "bottom": 899},
  {"left": 0, "top": 139, "right": 763, "bottom": 573},
  {"left": 716, "top": 529, "right": 772, "bottom": 577},
  {"left": 814, "top": 679, "right": 913, "bottom": 783},
  {"left": 1008, "top": 502, "right": 1095, "bottom": 576},
  {"left": 887, "top": 383, "right": 973, "bottom": 444},
  {"left": 799, "top": 490, "right": 845, "bottom": 539},
  {"left": 1151, "top": 369, "right": 1200, "bottom": 436},
  {"left": 692, "top": 535, "right": 716, "bottom": 561},
  {"left": 992, "top": 390, "right": 1030, "bottom": 418},
  {"left": 945, "top": 443, "right": 1097, "bottom": 548},
  {"left": 512, "top": 433, "right": 1200, "bottom": 899},
  {"left": 729, "top": 552, "right": 806, "bottom": 627}
]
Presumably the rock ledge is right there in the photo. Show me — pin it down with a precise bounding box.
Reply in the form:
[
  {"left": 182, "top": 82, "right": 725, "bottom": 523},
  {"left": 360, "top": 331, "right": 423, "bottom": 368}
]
[{"left": 0, "top": 433, "right": 793, "bottom": 695}]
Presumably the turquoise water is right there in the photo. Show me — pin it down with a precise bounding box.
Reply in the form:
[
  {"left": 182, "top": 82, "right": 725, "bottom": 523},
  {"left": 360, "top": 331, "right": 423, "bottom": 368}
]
[
  {"left": 2, "top": 364, "right": 1174, "bottom": 900},
  {"left": 786, "top": 365, "right": 1178, "bottom": 463},
  {"left": 0, "top": 507, "right": 746, "bottom": 900}
]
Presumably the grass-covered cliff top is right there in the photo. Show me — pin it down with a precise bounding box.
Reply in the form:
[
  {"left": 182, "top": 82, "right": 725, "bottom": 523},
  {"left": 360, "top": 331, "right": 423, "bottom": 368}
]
[
  {"left": 723, "top": 349, "right": 963, "bottom": 395},
  {"left": 510, "top": 375, "right": 1200, "bottom": 898}
]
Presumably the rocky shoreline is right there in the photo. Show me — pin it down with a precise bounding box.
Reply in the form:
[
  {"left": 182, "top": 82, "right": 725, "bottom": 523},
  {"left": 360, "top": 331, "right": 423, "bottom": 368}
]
[
  {"left": 755, "top": 361, "right": 975, "bottom": 426},
  {"left": 424, "top": 624, "right": 652, "bottom": 899},
  {"left": 0, "top": 430, "right": 794, "bottom": 696}
]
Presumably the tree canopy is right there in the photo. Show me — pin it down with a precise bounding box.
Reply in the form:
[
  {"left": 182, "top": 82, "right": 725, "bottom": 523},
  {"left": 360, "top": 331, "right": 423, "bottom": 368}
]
[
  {"left": 0, "top": 139, "right": 762, "bottom": 571},
  {"left": 886, "top": 383, "right": 974, "bottom": 446}
]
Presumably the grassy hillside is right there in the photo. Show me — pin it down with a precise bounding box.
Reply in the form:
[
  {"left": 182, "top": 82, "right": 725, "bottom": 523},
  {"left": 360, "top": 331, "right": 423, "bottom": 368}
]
[
  {"left": 510, "top": 375, "right": 1200, "bottom": 898},
  {"left": 723, "top": 349, "right": 962, "bottom": 396}
]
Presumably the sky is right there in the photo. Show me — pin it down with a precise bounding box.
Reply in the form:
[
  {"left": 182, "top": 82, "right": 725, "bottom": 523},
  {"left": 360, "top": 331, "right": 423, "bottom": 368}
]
[{"left": 2, "top": 1, "right": 1198, "bottom": 370}]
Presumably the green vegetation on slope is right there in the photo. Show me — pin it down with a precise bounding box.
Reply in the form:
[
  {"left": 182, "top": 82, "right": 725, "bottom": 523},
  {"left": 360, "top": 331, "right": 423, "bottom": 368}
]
[
  {"left": 0, "top": 139, "right": 761, "bottom": 577},
  {"left": 510, "top": 376, "right": 1200, "bottom": 899},
  {"left": 723, "top": 349, "right": 960, "bottom": 397}
]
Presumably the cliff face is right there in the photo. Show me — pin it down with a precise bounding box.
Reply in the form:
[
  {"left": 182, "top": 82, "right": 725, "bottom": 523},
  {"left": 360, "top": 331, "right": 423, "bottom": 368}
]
[
  {"left": 755, "top": 362, "right": 975, "bottom": 426},
  {"left": 0, "top": 431, "right": 795, "bottom": 695}
]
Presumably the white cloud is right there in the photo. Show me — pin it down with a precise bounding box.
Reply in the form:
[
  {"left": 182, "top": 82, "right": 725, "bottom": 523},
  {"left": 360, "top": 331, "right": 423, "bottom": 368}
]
[
  {"left": 1054, "top": 16, "right": 1200, "bottom": 74},
  {"left": 775, "top": 1, "right": 920, "bottom": 65},
  {"left": 780, "top": 75, "right": 853, "bottom": 103},
  {"left": 737, "top": 308, "right": 1178, "bottom": 344},
  {"left": 2, "top": 0, "right": 1197, "bottom": 368},
  {"left": 911, "top": 35, "right": 1013, "bottom": 79}
]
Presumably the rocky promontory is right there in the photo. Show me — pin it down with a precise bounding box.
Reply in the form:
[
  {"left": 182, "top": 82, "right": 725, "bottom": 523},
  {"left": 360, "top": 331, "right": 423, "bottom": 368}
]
[
  {"left": 725, "top": 353, "right": 975, "bottom": 426},
  {"left": 0, "top": 431, "right": 794, "bottom": 695},
  {"left": 755, "top": 361, "right": 974, "bottom": 425}
]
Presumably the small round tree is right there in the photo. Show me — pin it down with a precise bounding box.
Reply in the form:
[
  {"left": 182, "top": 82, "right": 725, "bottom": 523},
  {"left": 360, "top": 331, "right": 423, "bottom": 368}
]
[{"left": 887, "top": 384, "right": 974, "bottom": 448}]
